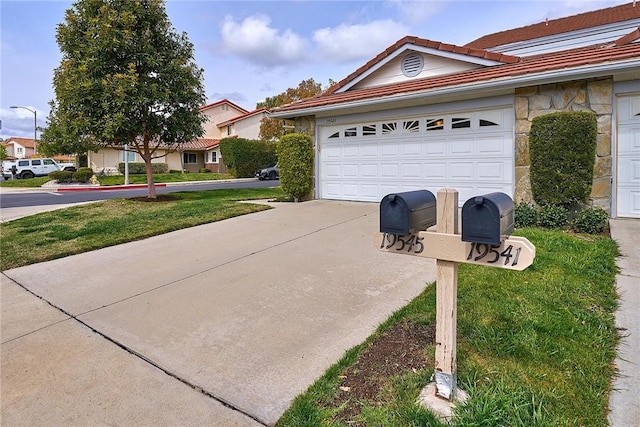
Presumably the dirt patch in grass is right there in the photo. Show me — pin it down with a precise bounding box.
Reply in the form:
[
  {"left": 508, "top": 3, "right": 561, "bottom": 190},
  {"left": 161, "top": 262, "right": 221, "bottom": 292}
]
[
  {"left": 129, "top": 194, "right": 180, "bottom": 202},
  {"left": 332, "top": 320, "right": 435, "bottom": 423}
]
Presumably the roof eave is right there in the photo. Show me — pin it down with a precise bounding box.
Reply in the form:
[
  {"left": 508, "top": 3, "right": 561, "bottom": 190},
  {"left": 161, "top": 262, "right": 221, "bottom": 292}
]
[{"left": 269, "top": 59, "right": 639, "bottom": 119}]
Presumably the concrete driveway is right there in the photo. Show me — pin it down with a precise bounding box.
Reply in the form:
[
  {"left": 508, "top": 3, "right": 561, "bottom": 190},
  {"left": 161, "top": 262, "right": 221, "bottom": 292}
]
[{"left": 1, "top": 200, "right": 437, "bottom": 426}]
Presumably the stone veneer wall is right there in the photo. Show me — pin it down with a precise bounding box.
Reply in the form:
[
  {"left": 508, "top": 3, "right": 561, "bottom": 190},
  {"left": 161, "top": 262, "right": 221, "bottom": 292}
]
[{"left": 514, "top": 79, "right": 613, "bottom": 211}]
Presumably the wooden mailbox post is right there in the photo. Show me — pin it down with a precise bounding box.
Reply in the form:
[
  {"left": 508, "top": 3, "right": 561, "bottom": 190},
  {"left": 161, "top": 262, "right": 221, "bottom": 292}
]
[{"left": 376, "top": 188, "right": 535, "bottom": 402}]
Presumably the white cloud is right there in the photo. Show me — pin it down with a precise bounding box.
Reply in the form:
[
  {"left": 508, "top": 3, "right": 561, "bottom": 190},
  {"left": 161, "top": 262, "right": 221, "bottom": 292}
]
[
  {"left": 313, "top": 20, "right": 409, "bottom": 63},
  {"left": 219, "top": 14, "right": 309, "bottom": 67},
  {"left": 385, "top": 0, "right": 447, "bottom": 26}
]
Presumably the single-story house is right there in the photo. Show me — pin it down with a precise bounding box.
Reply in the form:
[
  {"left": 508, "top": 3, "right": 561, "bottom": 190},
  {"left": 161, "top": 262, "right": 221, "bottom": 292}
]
[
  {"left": 88, "top": 99, "right": 268, "bottom": 174},
  {"left": 270, "top": 2, "right": 640, "bottom": 218}
]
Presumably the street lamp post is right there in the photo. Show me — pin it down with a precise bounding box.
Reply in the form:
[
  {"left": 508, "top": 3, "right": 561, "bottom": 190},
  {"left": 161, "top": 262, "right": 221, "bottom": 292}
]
[{"left": 10, "top": 105, "right": 37, "bottom": 155}]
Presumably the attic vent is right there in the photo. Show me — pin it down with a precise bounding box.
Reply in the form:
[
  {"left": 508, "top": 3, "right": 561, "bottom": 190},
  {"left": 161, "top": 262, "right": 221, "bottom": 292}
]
[{"left": 401, "top": 53, "right": 424, "bottom": 77}]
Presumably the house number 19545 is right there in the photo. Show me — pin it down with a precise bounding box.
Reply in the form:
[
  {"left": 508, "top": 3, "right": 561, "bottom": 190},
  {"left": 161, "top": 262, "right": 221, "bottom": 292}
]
[{"left": 379, "top": 233, "right": 424, "bottom": 254}]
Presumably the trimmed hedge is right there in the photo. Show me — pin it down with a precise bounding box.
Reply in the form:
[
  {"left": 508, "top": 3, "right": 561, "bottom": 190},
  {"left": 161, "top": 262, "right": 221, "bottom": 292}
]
[
  {"left": 219, "top": 137, "right": 277, "bottom": 178},
  {"left": 49, "top": 170, "right": 73, "bottom": 183},
  {"left": 277, "top": 133, "right": 314, "bottom": 201},
  {"left": 118, "top": 162, "right": 168, "bottom": 174},
  {"left": 529, "top": 111, "right": 597, "bottom": 207},
  {"left": 73, "top": 167, "right": 94, "bottom": 183}
]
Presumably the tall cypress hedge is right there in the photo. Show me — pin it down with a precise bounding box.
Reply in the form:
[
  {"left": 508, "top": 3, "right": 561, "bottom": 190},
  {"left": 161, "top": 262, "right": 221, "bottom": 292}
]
[
  {"left": 529, "top": 111, "right": 597, "bottom": 207},
  {"left": 277, "top": 133, "right": 314, "bottom": 201}
]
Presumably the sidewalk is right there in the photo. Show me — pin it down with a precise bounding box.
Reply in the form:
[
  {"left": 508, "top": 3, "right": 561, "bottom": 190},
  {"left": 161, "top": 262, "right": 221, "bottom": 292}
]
[{"left": 609, "top": 218, "right": 640, "bottom": 427}]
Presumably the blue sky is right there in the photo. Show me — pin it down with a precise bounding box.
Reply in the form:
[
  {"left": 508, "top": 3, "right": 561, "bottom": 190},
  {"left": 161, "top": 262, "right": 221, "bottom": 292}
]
[{"left": 0, "top": 0, "right": 629, "bottom": 139}]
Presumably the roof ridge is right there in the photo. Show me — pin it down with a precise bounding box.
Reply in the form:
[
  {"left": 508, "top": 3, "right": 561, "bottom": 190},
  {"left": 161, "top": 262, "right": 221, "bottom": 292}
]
[{"left": 325, "top": 35, "right": 520, "bottom": 95}]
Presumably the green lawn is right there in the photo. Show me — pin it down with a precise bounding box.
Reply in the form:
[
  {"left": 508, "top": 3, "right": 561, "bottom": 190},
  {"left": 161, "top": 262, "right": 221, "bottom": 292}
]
[
  {"left": 0, "top": 187, "right": 285, "bottom": 270},
  {"left": 277, "top": 228, "right": 620, "bottom": 426},
  {"left": 97, "top": 172, "right": 234, "bottom": 185},
  {"left": 0, "top": 172, "right": 234, "bottom": 187}
]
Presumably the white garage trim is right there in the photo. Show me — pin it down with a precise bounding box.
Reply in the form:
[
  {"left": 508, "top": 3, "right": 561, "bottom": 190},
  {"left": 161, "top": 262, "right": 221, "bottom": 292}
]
[
  {"left": 318, "top": 106, "right": 514, "bottom": 205},
  {"left": 616, "top": 92, "right": 640, "bottom": 218}
]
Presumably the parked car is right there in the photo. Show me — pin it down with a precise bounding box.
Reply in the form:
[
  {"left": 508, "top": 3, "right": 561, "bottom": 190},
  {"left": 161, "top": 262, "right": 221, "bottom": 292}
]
[
  {"left": 256, "top": 164, "right": 279, "bottom": 180},
  {"left": 1, "top": 158, "right": 76, "bottom": 180}
]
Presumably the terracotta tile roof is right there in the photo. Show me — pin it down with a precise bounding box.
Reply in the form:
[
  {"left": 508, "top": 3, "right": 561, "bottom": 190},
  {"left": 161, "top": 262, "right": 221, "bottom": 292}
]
[
  {"left": 180, "top": 138, "right": 219, "bottom": 150},
  {"left": 273, "top": 42, "right": 640, "bottom": 115},
  {"left": 217, "top": 108, "right": 269, "bottom": 127},
  {"left": 199, "top": 99, "right": 249, "bottom": 114},
  {"left": 326, "top": 36, "right": 519, "bottom": 95},
  {"left": 3, "top": 137, "right": 35, "bottom": 149},
  {"left": 466, "top": 2, "right": 640, "bottom": 49}
]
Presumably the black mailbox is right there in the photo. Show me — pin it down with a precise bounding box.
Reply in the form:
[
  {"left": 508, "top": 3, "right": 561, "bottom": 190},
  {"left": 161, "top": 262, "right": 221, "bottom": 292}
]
[
  {"left": 380, "top": 190, "right": 437, "bottom": 235},
  {"left": 462, "top": 192, "right": 514, "bottom": 246}
]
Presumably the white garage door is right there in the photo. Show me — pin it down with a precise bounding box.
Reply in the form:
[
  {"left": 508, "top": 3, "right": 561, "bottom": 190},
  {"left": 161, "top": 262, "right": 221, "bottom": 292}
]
[
  {"left": 617, "top": 94, "right": 640, "bottom": 218},
  {"left": 319, "top": 107, "right": 514, "bottom": 204}
]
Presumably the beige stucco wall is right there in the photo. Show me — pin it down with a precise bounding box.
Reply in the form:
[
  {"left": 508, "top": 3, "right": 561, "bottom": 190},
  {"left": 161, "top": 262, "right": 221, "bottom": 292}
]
[
  {"left": 514, "top": 78, "right": 613, "bottom": 211},
  {"left": 88, "top": 148, "right": 188, "bottom": 174},
  {"left": 202, "top": 104, "right": 247, "bottom": 139},
  {"left": 230, "top": 114, "right": 264, "bottom": 140}
]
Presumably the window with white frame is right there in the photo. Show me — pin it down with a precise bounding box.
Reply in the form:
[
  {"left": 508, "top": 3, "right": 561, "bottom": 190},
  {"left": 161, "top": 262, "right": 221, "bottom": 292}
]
[
  {"left": 183, "top": 152, "right": 197, "bottom": 164},
  {"left": 211, "top": 151, "right": 217, "bottom": 163},
  {"left": 17, "top": 147, "right": 23, "bottom": 154},
  {"left": 121, "top": 150, "right": 136, "bottom": 162}
]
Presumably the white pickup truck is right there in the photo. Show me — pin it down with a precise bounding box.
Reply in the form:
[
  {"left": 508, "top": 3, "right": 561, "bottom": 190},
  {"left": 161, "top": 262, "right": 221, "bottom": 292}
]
[{"left": 1, "top": 158, "right": 77, "bottom": 180}]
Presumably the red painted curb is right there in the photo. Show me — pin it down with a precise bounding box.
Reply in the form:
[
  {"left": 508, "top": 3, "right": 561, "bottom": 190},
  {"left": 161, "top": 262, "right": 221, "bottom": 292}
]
[{"left": 56, "top": 183, "right": 168, "bottom": 192}]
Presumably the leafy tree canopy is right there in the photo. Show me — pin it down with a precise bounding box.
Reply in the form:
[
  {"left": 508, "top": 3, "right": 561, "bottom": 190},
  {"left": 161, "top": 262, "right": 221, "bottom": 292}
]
[
  {"left": 258, "top": 78, "right": 334, "bottom": 141},
  {"left": 0, "top": 144, "right": 7, "bottom": 161},
  {"left": 40, "top": 0, "right": 207, "bottom": 198}
]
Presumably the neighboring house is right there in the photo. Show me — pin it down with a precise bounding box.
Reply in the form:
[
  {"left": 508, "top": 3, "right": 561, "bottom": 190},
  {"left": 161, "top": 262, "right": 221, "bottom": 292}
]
[
  {"left": 87, "top": 99, "right": 265, "bottom": 174},
  {"left": 2, "top": 137, "right": 36, "bottom": 159},
  {"left": 270, "top": 2, "right": 640, "bottom": 218}
]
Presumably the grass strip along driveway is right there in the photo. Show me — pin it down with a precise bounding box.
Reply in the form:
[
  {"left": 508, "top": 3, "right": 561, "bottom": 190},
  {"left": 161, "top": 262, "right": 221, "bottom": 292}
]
[
  {"left": 0, "top": 187, "right": 284, "bottom": 271},
  {"left": 277, "top": 228, "right": 620, "bottom": 426}
]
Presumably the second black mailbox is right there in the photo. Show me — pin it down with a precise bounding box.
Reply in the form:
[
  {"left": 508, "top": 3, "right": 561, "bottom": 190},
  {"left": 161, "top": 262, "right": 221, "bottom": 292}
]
[
  {"left": 380, "top": 190, "right": 437, "bottom": 235},
  {"left": 462, "top": 192, "right": 514, "bottom": 246}
]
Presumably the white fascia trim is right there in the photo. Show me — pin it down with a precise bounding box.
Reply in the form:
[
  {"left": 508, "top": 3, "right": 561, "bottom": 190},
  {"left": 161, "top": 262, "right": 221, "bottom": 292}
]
[
  {"left": 337, "top": 44, "right": 506, "bottom": 93},
  {"left": 489, "top": 19, "right": 640, "bottom": 54},
  {"left": 269, "top": 59, "right": 639, "bottom": 119}
]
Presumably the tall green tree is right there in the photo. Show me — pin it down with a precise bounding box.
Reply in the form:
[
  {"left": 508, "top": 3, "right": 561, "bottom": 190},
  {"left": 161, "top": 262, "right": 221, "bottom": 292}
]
[
  {"left": 258, "top": 78, "right": 334, "bottom": 141},
  {"left": 41, "top": 0, "right": 207, "bottom": 198},
  {"left": 0, "top": 144, "right": 7, "bottom": 161}
]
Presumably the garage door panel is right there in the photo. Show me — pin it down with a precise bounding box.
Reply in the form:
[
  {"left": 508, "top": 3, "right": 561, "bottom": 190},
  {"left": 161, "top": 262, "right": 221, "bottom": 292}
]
[
  {"left": 323, "top": 164, "right": 341, "bottom": 178},
  {"left": 401, "top": 163, "right": 422, "bottom": 178},
  {"left": 361, "top": 185, "right": 379, "bottom": 199},
  {"left": 618, "top": 158, "right": 640, "bottom": 182},
  {"left": 425, "top": 141, "right": 446, "bottom": 155},
  {"left": 450, "top": 138, "right": 474, "bottom": 154},
  {"left": 381, "top": 164, "right": 400, "bottom": 178},
  {"left": 478, "top": 136, "right": 509, "bottom": 154},
  {"left": 323, "top": 146, "right": 341, "bottom": 159},
  {"left": 402, "top": 141, "right": 422, "bottom": 156},
  {"left": 319, "top": 107, "right": 514, "bottom": 203},
  {"left": 342, "top": 183, "right": 360, "bottom": 197},
  {"left": 424, "top": 163, "right": 447, "bottom": 179},
  {"left": 477, "top": 162, "right": 506, "bottom": 180},
  {"left": 361, "top": 164, "right": 378, "bottom": 178},
  {"left": 343, "top": 145, "right": 358, "bottom": 157},
  {"left": 361, "top": 144, "right": 378, "bottom": 157},
  {"left": 450, "top": 162, "right": 474, "bottom": 179},
  {"left": 381, "top": 142, "right": 399, "bottom": 156}
]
